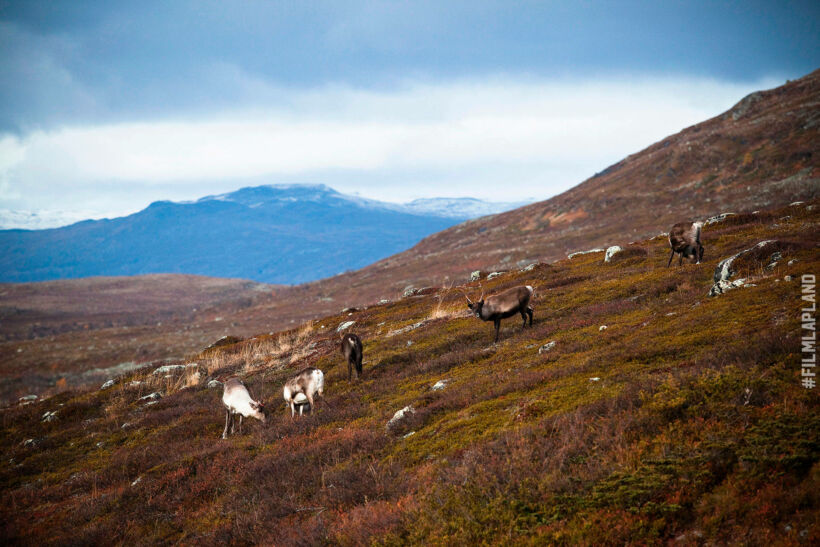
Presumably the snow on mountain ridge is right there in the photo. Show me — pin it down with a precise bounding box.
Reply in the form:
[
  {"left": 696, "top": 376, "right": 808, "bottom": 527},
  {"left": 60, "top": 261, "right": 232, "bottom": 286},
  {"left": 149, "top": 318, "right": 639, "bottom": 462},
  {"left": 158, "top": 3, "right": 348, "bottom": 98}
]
[{"left": 0, "top": 185, "right": 532, "bottom": 230}]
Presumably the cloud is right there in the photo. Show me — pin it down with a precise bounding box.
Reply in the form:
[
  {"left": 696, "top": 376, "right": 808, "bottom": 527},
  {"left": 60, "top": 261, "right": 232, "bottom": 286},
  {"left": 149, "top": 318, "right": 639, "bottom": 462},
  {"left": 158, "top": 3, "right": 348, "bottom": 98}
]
[{"left": 0, "top": 74, "right": 778, "bottom": 214}]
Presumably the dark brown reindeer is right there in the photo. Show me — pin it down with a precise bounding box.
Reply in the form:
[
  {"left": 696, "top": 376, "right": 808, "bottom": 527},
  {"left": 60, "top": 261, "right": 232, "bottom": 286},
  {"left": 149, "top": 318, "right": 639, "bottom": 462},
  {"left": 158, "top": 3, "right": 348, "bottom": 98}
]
[
  {"left": 341, "top": 333, "right": 363, "bottom": 380},
  {"left": 463, "top": 285, "right": 534, "bottom": 343},
  {"left": 282, "top": 367, "right": 325, "bottom": 418},
  {"left": 667, "top": 221, "right": 704, "bottom": 266}
]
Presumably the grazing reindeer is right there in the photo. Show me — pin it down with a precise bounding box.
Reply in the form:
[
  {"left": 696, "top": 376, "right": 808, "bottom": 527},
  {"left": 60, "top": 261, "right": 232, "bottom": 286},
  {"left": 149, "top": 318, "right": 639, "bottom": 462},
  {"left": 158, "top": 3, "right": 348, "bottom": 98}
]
[
  {"left": 463, "top": 285, "right": 534, "bottom": 343},
  {"left": 341, "top": 333, "right": 363, "bottom": 380},
  {"left": 283, "top": 367, "right": 325, "bottom": 418},
  {"left": 221, "top": 377, "right": 266, "bottom": 439},
  {"left": 667, "top": 221, "right": 704, "bottom": 266}
]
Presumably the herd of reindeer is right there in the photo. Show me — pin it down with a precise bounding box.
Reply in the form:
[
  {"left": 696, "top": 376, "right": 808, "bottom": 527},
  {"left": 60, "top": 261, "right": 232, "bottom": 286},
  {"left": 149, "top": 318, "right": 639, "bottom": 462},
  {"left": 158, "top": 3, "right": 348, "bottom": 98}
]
[{"left": 221, "top": 220, "right": 705, "bottom": 439}]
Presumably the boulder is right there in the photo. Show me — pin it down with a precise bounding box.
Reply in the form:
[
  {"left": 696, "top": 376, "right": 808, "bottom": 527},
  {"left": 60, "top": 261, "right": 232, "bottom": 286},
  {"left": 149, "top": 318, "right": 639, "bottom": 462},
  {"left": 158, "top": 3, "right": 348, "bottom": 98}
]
[
  {"left": 709, "top": 240, "right": 775, "bottom": 296},
  {"left": 567, "top": 248, "right": 605, "bottom": 259},
  {"left": 139, "top": 392, "right": 162, "bottom": 403},
  {"left": 604, "top": 246, "right": 623, "bottom": 262},
  {"left": 704, "top": 213, "right": 736, "bottom": 225},
  {"left": 153, "top": 364, "right": 187, "bottom": 376},
  {"left": 386, "top": 406, "right": 415, "bottom": 432},
  {"left": 538, "top": 341, "right": 556, "bottom": 354},
  {"left": 336, "top": 320, "right": 356, "bottom": 332},
  {"left": 431, "top": 379, "right": 449, "bottom": 391}
]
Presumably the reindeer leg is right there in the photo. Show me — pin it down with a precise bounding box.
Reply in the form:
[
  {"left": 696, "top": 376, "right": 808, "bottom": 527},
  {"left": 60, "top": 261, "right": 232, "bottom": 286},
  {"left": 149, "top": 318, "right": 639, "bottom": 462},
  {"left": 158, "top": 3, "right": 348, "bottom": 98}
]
[
  {"left": 222, "top": 409, "right": 231, "bottom": 439},
  {"left": 679, "top": 253, "right": 683, "bottom": 266},
  {"left": 290, "top": 401, "right": 296, "bottom": 419},
  {"left": 238, "top": 415, "right": 243, "bottom": 434},
  {"left": 521, "top": 310, "right": 527, "bottom": 329},
  {"left": 667, "top": 249, "right": 675, "bottom": 267},
  {"left": 527, "top": 306, "right": 533, "bottom": 327},
  {"left": 307, "top": 393, "right": 316, "bottom": 415},
  {"left": 494, "top": 320, "right": 501, "bottom": 343}
]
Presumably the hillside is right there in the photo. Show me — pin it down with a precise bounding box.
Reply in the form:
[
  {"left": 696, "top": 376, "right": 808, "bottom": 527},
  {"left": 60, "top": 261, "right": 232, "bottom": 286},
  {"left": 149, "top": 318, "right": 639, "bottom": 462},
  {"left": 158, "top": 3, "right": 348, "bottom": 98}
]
[
  {"left": 0, "top": 275, "right": 277, "bottom": 404},
  {"left": 2, "top": 200, "right": 817, "bottom": 544},
  {"left": 2, "top": 71, "right": 817, "bottom": 405},
  {"left": 260, "top": 70, "right": 819, "bottom": 304}
]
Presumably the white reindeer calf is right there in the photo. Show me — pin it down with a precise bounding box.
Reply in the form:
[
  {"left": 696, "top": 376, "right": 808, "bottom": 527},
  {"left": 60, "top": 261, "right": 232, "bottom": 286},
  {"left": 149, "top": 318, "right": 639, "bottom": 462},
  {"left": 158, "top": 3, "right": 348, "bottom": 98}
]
[
  {"left": 222, "top": 377, "right": 266, "bottom": 439},
  {"left": 283, "top": 367, "right": 325, "bottom": 418}
]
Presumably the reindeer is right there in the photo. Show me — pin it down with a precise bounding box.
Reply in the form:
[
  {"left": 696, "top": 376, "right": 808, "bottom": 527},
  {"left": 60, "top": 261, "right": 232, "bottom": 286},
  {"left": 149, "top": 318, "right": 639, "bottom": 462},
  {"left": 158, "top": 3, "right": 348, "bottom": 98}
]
[
  {"left": 283, "top": 367, "right": 325, "bottom": 418},
  {"left": 341, "top": 333, "right": 363, "bottom": 380},
  {"left": 667, "top": 221, "right": 704, "bottom": 266},
  {"left": 463, "top": 285, "right": 534, "bottom": 343},
  {"left": 221, "top": 377, "right": 267, "bottom": 439}
]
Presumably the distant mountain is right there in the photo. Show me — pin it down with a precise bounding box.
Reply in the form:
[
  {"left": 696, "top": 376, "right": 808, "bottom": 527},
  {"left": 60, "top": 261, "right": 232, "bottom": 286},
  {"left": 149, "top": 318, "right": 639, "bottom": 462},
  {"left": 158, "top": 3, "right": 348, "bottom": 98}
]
[
  {"left": 0, "top": 185, "right": 510, "bottom": 284},
  {"left": 402, "top": 197, "right": 526, "bottom": 218},
  {"left": 0, "top": 191, "right": 521, "bottom": 230}
]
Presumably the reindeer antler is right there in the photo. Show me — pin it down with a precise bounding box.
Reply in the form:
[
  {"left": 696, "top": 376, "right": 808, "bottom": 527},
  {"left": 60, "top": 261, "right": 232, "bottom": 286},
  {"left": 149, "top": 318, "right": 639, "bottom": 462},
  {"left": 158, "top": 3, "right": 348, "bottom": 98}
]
[
  {"left": 457, "top": 287, "right": 473, "bottom": 304},
  {"left": 477, "top": 281, "right": 485, "bottom": 302}
]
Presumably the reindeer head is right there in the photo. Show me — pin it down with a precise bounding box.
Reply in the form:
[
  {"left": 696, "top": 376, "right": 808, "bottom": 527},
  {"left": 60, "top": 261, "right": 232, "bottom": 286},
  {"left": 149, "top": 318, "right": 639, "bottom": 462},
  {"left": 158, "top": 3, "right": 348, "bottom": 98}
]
[
  {"left": 249, "top": 400, "right": 268, "bottom": 423},
  {"left": 461, "top": 286, "right": 485, "bottom": 317}
]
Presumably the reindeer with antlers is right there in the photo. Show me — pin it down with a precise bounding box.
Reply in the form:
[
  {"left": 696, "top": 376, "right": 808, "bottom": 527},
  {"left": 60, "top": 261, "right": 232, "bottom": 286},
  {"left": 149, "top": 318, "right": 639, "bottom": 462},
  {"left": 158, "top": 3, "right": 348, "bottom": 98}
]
[{"left": 462, "top": 284, "right": 535, "bottom": 343}]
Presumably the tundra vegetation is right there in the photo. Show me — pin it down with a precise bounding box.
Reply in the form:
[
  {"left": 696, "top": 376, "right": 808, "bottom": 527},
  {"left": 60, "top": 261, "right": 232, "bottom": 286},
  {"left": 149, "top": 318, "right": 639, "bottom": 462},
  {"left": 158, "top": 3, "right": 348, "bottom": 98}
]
[{"left": 1, "top": 200, "right": 818, "bottom": 545}]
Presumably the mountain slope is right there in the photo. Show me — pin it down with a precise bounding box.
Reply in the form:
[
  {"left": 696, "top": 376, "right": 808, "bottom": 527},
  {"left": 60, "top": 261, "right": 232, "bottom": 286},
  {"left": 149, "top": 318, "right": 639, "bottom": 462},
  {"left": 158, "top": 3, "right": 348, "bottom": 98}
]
[
  {"left": 0, "top": 185, "right": 465, "bottom": 284},
  {"left": 286, "top": 70, "right": 819, "bottom": 300},
  {"left": 2, "top": 71, "right": 816, "bottom": 404},
  {"left": 2, "top": 200, "right": 816, "bottom": 544}
]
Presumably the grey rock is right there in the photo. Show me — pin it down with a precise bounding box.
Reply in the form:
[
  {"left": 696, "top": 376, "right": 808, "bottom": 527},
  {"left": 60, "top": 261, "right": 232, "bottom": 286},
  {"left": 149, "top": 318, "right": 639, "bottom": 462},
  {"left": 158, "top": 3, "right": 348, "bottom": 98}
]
[
  {"left": 336, "top": 320, "right": 356, "bottom": 332},
  {"left": 538, "top": 341, "right": 556, "bottom": 354},
  {"left": 431, "top": 379, "right": 449, "bottom": 391},
  {"left": 100, "top": 379, "right": 117, "bottom": 390},
  {"left": 387, "top": 406, "right": 415, "bottom": 432},
  {"left": 604, "top": 245, "right": 623, "bottom": 262},
  {"left": 710, "top": 240, "right": 776, "bottom": 296},
  {"left": 139, "top": 392, "right": 162, "bottom": 403},
  {"left": 153, "top": 364, "right": 187, "bottom": 375},
  {"left": 704, "top": 213, "right": 736, "bottom": 225},
  {"left": 470, "top": 270, "right": 481, "bottom": 281},
  {"left": 387, "top": 321, "right": 427, "bottom": 337},
  {"left": 709, "top": 278, "right": 748, "bottom": 297},
  {"left": 568, "top": 248, "right": 605, "bottom": 259},
  {"left": 207, "top": 379, "right": 223, "bottom": 389}
]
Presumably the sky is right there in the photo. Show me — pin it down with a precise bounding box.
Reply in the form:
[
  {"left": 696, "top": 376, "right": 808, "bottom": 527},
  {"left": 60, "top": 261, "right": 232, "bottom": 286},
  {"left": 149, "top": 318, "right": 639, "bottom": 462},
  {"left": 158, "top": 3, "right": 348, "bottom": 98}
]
[{"left": 1, "top": 0, "right": 819, "bottom": 223}]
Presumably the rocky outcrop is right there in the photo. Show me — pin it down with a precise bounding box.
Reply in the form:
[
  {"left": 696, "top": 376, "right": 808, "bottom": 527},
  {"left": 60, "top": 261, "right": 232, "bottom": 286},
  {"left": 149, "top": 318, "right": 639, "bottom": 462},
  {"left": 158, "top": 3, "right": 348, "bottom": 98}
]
[
  {"left": 386, "top": 406, "right": 415, "bottom": 433},
  {"left": 604, "top": 246, "right": 623, "bottom": 262},
  {"left": 709, "top": 240, "right": 775, "bottom": 296}
]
